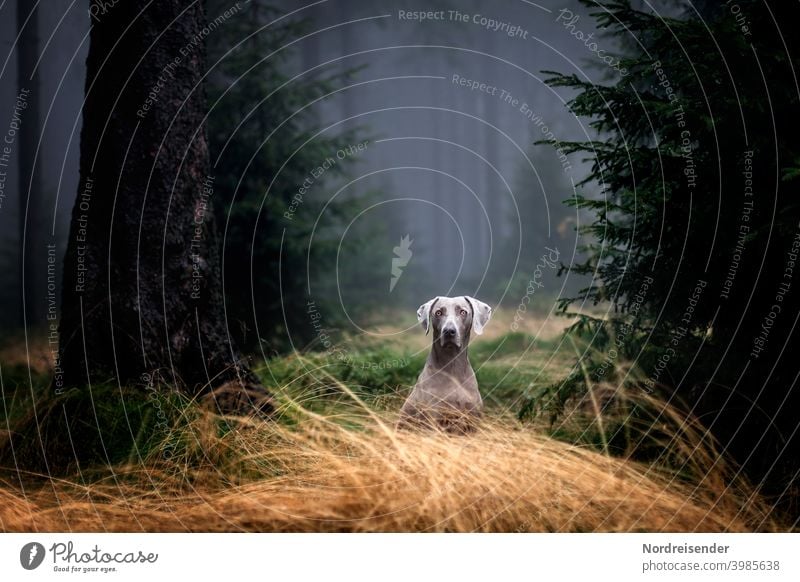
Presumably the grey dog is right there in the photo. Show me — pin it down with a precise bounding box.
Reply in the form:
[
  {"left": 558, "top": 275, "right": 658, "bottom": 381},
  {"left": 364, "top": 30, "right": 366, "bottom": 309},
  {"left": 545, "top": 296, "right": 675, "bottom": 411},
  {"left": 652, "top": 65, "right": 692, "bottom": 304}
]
[{"left": 399, "top": 296, "right": 493, "bottom": 433}]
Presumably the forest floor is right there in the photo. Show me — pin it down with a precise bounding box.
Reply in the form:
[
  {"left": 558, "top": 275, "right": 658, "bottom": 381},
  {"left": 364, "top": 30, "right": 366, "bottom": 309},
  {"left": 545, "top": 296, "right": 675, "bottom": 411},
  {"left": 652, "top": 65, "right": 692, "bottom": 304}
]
[{"left": 0, "top": 308, "right": 787, "bottom": 532}]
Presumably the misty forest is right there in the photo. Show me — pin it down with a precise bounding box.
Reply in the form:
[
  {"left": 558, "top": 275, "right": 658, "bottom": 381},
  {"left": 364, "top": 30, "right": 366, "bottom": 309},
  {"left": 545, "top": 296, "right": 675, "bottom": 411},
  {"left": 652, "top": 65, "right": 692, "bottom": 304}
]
[{"left": 1, "top": 0, "right": 799, "bottom": 532}]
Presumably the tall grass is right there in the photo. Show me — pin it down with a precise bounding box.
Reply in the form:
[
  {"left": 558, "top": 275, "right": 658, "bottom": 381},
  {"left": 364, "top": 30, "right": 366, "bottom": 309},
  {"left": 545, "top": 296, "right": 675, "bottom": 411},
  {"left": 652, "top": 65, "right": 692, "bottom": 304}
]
[
  {"left": 0, "top": 320, "right": 787, "bottom": 532},
  {"left": 0, "top": 375, "right": 780, "bottom": 532}
]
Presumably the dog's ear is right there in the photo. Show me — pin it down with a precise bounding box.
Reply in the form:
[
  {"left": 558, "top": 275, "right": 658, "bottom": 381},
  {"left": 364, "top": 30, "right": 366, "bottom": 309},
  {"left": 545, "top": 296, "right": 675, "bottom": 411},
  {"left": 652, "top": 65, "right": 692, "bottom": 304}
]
[
  {"left": 416, "top": 297, "right": 439, "bottom": 335},
  {"left": 465, "top": 296, "right": 492, "bottom": 335}
]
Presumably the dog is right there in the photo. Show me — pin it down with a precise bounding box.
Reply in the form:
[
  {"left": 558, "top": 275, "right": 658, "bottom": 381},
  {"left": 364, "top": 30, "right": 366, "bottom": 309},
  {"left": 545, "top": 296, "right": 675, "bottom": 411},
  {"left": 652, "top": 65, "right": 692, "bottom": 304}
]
[{"left": 399, "top": 296, "right": 492, "bottom": 433}]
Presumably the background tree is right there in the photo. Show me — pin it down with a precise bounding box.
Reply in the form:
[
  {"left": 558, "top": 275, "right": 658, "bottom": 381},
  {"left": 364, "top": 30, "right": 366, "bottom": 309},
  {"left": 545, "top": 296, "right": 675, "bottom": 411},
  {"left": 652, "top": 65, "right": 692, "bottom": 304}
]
[
  {"left": 58, "top": 1, "right": 272, "bottom": 414},
  {"left": 206, "top": 0, "right": 385, "bottom": 354},
  {"left": 17, "top": 0, "right": 42, "bottom": 326},
  {"left": 542, "top": 0, "right": 800, "bottom": 506}
]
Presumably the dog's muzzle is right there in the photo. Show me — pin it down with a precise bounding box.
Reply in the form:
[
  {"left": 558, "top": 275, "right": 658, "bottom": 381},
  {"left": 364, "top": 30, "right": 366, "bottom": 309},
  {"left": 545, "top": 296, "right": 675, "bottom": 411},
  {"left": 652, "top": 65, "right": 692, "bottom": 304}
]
[{"left": 440, "top": 324, "right": 461, "bottom": 348}]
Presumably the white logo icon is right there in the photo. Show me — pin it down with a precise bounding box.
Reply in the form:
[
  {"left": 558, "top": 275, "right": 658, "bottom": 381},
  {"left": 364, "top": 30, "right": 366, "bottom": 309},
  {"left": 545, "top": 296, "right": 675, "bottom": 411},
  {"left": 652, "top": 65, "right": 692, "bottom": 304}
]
[{"left": 390, "top": 235, "right": 413, "bottom": 292}]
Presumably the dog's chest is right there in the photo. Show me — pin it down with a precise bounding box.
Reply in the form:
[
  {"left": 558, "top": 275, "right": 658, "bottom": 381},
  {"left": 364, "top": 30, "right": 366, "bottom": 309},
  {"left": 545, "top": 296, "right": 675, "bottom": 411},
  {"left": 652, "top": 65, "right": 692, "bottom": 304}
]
[{"left": 415, "top": 366, "right": 481, "bottom": 405}]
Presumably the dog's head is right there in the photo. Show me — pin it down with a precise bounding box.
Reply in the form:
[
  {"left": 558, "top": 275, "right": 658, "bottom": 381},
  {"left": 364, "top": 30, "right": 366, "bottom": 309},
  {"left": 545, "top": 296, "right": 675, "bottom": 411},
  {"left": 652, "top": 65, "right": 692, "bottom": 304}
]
[{"left": 417, "top": 296, "right": 493, "bottom": 350}]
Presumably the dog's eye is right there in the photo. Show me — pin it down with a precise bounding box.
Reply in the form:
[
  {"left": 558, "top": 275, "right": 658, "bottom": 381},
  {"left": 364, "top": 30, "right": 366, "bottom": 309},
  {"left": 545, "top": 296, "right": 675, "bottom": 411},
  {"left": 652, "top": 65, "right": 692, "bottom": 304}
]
[
  {"left": 459, "top": 309, "right": 468, "bottom": 317},
  {"left": 434, "top": 309, "right": 443, "bottom": 317}
]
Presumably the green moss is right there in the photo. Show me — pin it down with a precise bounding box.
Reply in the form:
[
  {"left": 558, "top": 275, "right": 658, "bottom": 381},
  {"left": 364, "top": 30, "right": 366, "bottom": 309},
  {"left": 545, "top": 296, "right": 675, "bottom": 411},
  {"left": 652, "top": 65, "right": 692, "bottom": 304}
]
[{"left": 0, "top": 383, "right": 190, "bottom": 476}]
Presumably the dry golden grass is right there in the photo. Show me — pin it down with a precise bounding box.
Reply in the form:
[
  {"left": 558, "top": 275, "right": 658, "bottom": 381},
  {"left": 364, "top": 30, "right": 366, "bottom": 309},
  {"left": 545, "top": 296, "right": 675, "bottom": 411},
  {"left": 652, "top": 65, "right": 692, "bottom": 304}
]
[
  {"left": 0, "top": 407, "right": 779, "bottom": 532},
  {"left": 0, "top": 315, "right": 786, "bottom": 533}
]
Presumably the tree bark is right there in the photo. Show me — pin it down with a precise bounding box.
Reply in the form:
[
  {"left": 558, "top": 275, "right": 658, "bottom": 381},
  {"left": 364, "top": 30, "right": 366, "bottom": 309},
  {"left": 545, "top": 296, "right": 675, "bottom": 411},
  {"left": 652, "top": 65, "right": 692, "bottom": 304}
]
[{"left": 57, "top": 1, "right": 272, "bottom": 415}]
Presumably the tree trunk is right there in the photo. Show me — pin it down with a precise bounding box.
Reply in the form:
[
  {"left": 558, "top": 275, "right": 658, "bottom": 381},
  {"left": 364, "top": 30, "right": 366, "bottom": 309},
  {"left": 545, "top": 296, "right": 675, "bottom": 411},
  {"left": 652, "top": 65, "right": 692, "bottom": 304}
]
[
  {"left": 17, "top": 0, "right": 42, "bottom": 327},
  {"left": 57, "top": 1, "right": 272, "bottom": 415}
]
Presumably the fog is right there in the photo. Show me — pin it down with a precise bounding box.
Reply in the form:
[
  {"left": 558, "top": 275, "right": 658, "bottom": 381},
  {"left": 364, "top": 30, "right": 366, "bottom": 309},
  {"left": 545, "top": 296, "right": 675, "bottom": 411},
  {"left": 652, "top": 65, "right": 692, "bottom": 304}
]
[{"left": 0, "top": 0, "right": 626, "bottom": 330}]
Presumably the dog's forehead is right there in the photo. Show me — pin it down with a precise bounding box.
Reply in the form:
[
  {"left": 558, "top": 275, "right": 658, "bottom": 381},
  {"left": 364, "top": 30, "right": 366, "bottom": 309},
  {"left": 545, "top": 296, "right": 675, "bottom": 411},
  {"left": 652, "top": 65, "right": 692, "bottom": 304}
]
[{"left": 436, "top": 296, "right": 469, "bottom": 311}]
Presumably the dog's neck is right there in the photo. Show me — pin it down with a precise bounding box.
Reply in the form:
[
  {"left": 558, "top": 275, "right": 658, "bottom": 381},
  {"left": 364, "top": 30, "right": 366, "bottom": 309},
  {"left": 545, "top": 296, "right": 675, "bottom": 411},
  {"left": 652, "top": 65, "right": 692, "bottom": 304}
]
[{"left": 428, "top": 341, "right": 471, "bottom": 375}]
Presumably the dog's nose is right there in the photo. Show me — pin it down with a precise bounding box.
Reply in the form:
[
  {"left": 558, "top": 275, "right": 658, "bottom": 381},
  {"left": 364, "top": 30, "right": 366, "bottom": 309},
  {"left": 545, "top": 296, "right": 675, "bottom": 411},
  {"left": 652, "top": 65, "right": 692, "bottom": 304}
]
[{"left": 443, "top": 326, "right": 456, "bottom": 338}]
